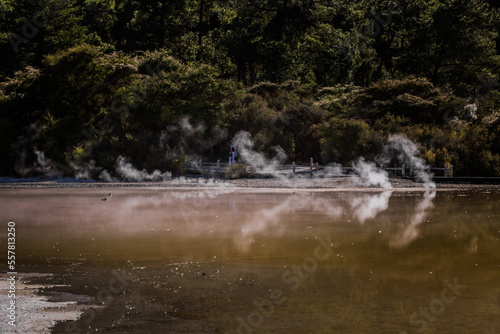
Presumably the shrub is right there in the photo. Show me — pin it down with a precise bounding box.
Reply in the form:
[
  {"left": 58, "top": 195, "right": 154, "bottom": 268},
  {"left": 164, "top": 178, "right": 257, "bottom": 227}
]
[{"left": 225, "top": 163, "right": 251, "bottom": 179}]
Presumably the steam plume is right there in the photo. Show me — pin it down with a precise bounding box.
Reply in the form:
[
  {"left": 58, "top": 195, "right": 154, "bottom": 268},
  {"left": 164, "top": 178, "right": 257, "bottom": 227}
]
[
  {"left": 33, "top": 149, "right": 59, "bottom": 178},
  {"left": 232, "top": 131, "right": 287, "bottom": 175},
  {"left": 71, "top": 160, "right": 99, "bottom": 180},
  {"left": 115, "top": 156, "right": 171, "bottom": 181},
  {"left": 383, "top": 134, "right": 436, "bottom": 188},
  {"left": 351, "top": 158, "right": 391, "bottom": 188}
]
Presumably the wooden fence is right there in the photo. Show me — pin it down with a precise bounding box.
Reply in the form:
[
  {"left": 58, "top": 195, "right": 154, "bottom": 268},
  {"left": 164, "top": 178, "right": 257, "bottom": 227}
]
[{"left": 186, "top": 158, "right": 454, "bottom": 178}]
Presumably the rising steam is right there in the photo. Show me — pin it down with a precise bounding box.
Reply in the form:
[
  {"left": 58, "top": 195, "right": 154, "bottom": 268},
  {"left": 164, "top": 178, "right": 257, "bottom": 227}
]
[
  {"left": 114, "top": 156, "right": 172, "bottom": 181},
  {"left": 351, "top": 158, "right": 391, "bottom": 188},
  {"left": 230, "top": 131, "right": 434, "bottom": 188},
  {"left": 232, "top": 131, "right": 287, "bottom": 175},
  {"left": 99, "top": 156, "right": 172, "bottom": 182},
  {"left": 70, "top": 160, "right": 100, "bottom": 180},
  {"left": 33, "top": 149, "right": 59, "bottom": 178},
  {"left": 382, "top": 134, "right": 436, "bottom": 189},
  {"left": 14, "top": 118, "right": 435, "bottom": 189}
]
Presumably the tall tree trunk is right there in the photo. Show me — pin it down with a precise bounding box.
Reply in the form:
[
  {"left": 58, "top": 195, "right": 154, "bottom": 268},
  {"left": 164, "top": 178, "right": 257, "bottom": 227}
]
[
  {"left": 197, "top": 0, "right": 205, "bottom": 60},
  {"left": 432, "top": 33, "right": 450, "bottom": 86},
  {"left": 159, "top": 2, "right": 165, "bottom": 48}
]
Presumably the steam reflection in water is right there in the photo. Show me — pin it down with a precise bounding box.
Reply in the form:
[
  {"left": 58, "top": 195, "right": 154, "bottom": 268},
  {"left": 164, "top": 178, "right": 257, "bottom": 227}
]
[
  {"left": 0, "top": 188, "right": 453, "bottom": 258},
  {"left": 389, "top": 191, "right": 436, "bottom": 248},
  {"left": 1, "top": 188, "right": 500, "bottom": 333}
]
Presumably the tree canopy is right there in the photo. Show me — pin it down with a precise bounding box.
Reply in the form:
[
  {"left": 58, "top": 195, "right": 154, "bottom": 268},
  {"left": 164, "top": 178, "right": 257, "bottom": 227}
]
[{"left": 1, "top": 0, "right": 499, "bottom": 178}]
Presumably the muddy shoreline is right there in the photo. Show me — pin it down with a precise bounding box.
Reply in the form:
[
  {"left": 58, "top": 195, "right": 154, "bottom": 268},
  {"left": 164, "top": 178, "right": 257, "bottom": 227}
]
[
  {"left": 1, "top": 176, "right": 499, "bottom": 190},
  {"left": 0, "top": 273, "right": 93, "bottom": 334}
]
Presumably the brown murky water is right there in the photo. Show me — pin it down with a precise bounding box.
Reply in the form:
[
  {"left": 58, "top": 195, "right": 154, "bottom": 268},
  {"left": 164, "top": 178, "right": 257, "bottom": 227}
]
[{"left": 0, "top": 187, "right": 499, "bottom": 333}]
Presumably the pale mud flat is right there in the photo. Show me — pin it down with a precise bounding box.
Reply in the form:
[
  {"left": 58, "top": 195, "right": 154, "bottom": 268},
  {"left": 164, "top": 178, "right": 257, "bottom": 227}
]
[
  {"left": 1, "top": 176, "right": 497, "bottom": 190},
  {"left": 0, "top": 185, "right": 499, "bottom": 333},
  {"left": 0, "top": 273, "right": 92, "bottom": 334}
]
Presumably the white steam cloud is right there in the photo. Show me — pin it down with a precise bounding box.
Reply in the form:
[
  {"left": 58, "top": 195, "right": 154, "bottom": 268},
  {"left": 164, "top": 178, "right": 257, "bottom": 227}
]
[
  {"left": 232, "top": 131, "right": 287, "bottom": 175},
  {"left": 171, "top": 176, "right": 233, "bottom": 187},
  {"left": 33, "top": 149, "right": 59, "bottom": 178},
  {"left": 318, "top": 163, "right": 344, "bottom": 176},
  {"left": 351, "top": 158, "right": 391, "bottom": 188},
  {"left": 382, "top": 134, "right": 436, "bottom": 188},
  {"left": 114, "top": 156, "right": 171, "bottom": 181},
  {"left": 230, "top": 131, "right": 435, "bottom": 189},
  {"left": 98, "top": 170, "right": 117, "bottom": 182},
  {"left": 71, "top": 160, "right": 99, "bottom": 180},
  {"left": 179, "top": 117, "right": 205, "bottom": 134}
]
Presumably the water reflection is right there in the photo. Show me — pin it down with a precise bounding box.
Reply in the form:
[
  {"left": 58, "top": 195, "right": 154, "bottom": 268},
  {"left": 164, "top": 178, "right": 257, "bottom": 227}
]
[
  {"left": 238, "top": 196, "right": 292, "bottom": 252},
  {"left": 0, "top": 188, "right": 499, "bottom": 334},
  {"left": 236, "top": 191, "right": 396, "bottom": 251},
  {"left": 235, "top": 191, "right": 438, "bottom": 252},
  {"left": 350, "top": 191, "right": 392, "bottom": 224},
  {"left": 389, "top": 191, "right": 436, "bottom": 248},
  {"left": 0, "top": 189, "right": 443, "bottom": 254},
  {"left": 2, "top": 188, "right": 499, "bottom": 260}
]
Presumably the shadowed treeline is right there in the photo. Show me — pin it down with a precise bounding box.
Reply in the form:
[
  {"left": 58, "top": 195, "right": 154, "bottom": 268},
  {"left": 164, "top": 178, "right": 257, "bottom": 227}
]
[{"left": 1, "top": 0, "right": 499, "bottom": 178}]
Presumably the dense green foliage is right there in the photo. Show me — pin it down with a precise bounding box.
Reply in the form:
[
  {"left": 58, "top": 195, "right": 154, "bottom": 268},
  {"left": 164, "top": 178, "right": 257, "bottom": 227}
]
[{"left": 1, "top": 0, "right": 499, "bottom": 177}]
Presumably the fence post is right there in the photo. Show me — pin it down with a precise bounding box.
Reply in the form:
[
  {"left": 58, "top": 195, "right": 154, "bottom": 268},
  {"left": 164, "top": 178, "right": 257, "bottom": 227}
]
[
  {"left": 293, "top": 161, "right": 296, "bottom": 174},
  {"left": 310, "top": 157, "right": 313, "bottom": 176},
  {"left": 444, "top": 164, "right": 447, "bottom": 177},
  {"left": 402, "top": 164, "right": 405, "bottom": 177},
  {"left": 450, "top": 165, "right": 453, "bottom": 178}
]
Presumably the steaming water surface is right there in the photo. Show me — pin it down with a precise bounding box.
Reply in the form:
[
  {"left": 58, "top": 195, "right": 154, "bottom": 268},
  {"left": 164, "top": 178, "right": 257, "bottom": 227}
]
[{"left": 1, "top": 188, "right": 499, "bottom": 333}]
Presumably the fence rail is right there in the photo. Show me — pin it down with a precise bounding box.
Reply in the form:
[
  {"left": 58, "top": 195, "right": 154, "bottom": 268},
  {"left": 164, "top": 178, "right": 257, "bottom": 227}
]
[{"left": 186, "top": 159, "right": 454, "bottom": 178}]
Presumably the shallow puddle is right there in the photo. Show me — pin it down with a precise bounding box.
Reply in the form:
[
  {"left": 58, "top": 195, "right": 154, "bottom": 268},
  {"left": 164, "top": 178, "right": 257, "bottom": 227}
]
[{"left": 0, "top": 188, "right": 499, "bottom": 333}]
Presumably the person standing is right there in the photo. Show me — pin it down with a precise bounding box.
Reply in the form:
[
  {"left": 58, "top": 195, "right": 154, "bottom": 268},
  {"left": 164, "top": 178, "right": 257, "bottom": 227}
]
[
  {"left": 229, "top": 143, "right": 233, "bottom": 164},
  {"left": 232, "top": 145, "right": 237, "bottom": 164}
]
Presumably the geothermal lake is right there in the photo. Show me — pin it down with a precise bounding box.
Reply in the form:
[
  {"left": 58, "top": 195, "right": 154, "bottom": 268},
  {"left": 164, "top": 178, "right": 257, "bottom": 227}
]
[{"left": 0, "top": 187, "right": 499, "bottom": 333}]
